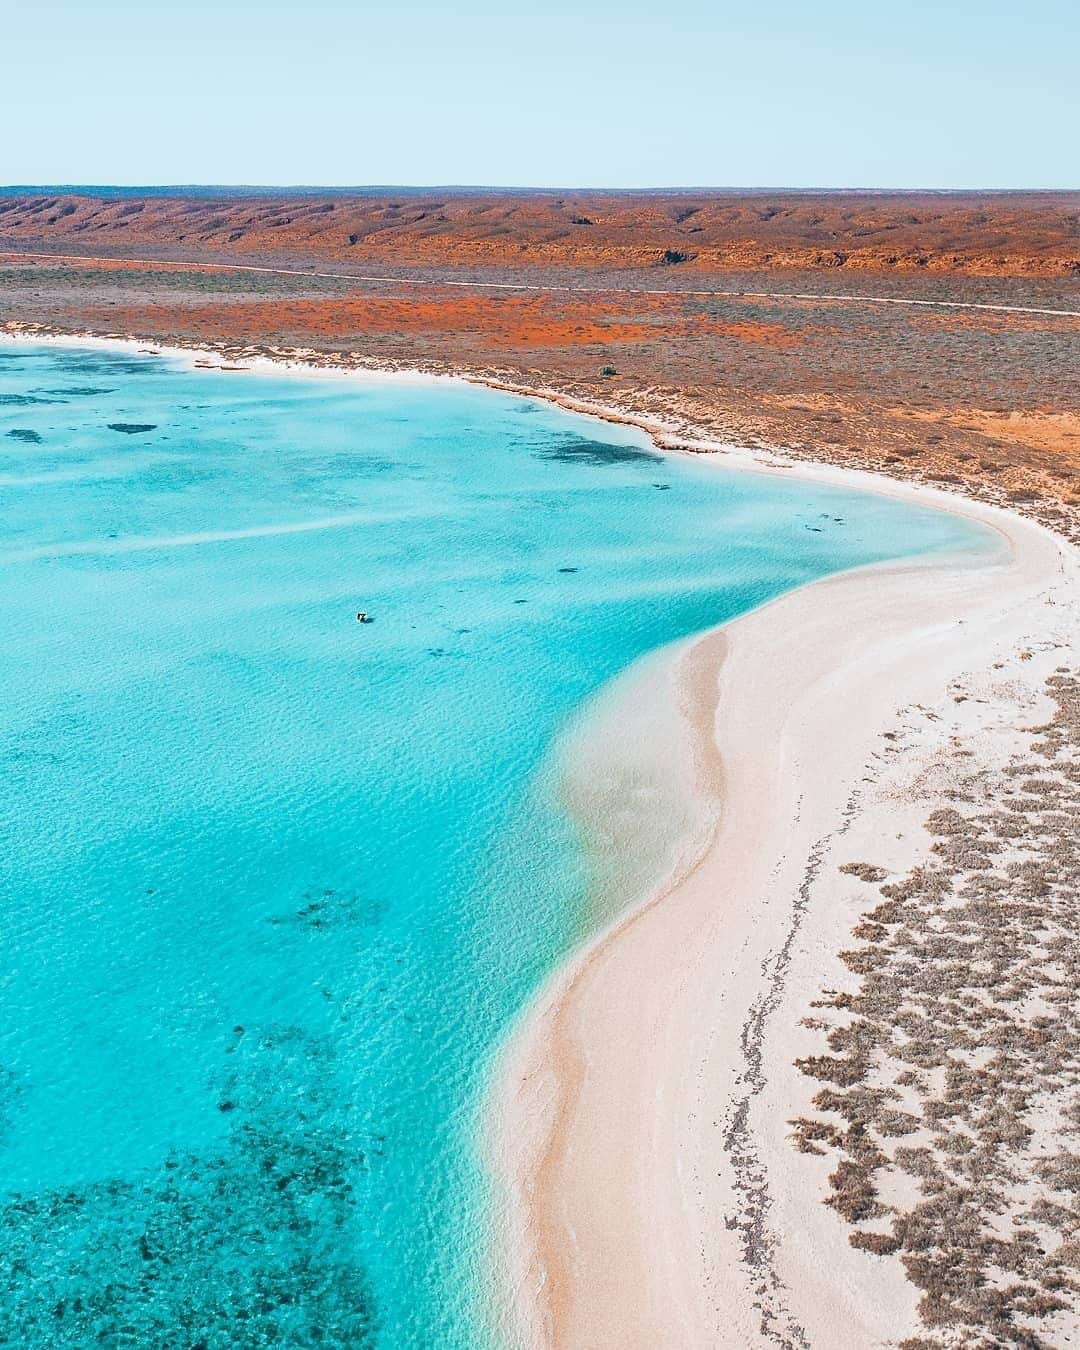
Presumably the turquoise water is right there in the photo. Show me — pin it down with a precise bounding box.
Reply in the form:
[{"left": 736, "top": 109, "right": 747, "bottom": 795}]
[{"left": 0, "top": 343, "right": 987, "bottom": 1348}]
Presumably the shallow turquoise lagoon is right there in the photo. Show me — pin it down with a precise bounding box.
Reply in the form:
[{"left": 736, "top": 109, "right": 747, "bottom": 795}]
[{"left": 0, "top": 344, "right": 987, "bottom": 1347}]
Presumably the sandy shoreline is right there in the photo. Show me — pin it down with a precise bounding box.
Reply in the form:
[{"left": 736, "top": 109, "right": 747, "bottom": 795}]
[
  {"left": 491, "top": 492, "right": 1075, "bottom": 1347},
  {"left": 5, "top": 324, "right": 1077, "bottom": 1345},
  {"left": 4, "top": 319, "right": 1044, "bottom": 510}
]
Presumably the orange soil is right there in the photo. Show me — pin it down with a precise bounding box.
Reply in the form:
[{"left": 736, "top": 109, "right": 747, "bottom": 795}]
[
  {"left": 3, "top": 237, "right": 1077, "bottom": 536},
  {"left": 71, "top": 292, "right": 808, "bottom": 352},
  {"left": 889, "top": 408, "right": 1080, "bottom": 458},
  {"left": 2, "top": 190, "right": 1079, "bottom": 278}
]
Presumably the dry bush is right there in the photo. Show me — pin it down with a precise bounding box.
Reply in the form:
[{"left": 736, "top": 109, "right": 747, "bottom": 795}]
[{"left": 792, "top": 670, "right": 1080, "bottom": 1345}]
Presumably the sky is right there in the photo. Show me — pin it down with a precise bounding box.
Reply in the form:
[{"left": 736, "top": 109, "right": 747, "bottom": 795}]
[{"left": 3, "top": 0, "right": 1078, "bottom": 190}]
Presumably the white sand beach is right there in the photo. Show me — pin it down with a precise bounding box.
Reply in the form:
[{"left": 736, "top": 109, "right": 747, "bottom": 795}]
[
  {"left": 492, "top": 478, "right": 1077, "bottom": 1348},
  {"left": 6, "top": 325, "right": 1076, "bottom": 1345}
]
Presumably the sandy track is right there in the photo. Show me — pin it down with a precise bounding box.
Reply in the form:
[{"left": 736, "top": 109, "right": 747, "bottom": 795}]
[{"left": 4, "top": 250, "right": 1080, "bottom": 319}]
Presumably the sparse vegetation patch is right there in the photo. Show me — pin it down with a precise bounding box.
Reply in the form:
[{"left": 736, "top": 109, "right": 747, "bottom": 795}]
[{"left": 791, "top": 670, "right": 1080, "bottom": 1347}]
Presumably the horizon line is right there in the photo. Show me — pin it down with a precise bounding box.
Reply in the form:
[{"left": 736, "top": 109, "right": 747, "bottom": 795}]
[{"left": 2, "top": 184, "right": 1077, "bottom": 197}]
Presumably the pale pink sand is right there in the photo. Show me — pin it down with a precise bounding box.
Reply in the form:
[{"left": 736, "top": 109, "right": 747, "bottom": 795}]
[
  {"left": 7, "top": 329, "right": 1074, "bottom": 1346},
  {"left": 491, "top": 481, "right": 1075, "bottom": 1349}
]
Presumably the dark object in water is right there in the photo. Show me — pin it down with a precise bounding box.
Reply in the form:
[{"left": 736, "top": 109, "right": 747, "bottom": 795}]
[
  {"left": 652, "top": 483, "right": 671, "bottom": 490},
  {"left": 6, "top": 428, "right": 42, "bottom": 443},
  {"left": 108, "top": 422, "right": 157, "bottom": 434},
  {"left": 532, "top": 433, "right": 659, "bottom": 468},
  {"left": 356, "top": 611, "right": 371, "bottom": 623},
  {"left": 557, "top": 566, "right": 579, "bottom": 573}
]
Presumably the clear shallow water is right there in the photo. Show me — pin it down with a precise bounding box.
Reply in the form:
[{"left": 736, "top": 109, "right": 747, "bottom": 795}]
[{"left": 0, "top": 344, "right": 988, "bottom": 1347}]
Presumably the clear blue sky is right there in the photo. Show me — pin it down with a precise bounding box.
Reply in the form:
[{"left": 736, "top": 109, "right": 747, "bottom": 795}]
[{"left": 4, "top": 0, "right": 1078, "bottom": 189}]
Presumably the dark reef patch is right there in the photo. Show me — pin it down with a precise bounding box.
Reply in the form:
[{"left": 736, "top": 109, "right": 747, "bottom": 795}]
[
  {"left": 267, "top": 887, "right": 384, "bottom": 932},
  {"left": 5, "top": 429, "right": 42, "bottom": 443},
  {"left": 0, "top": 1024, "right": 377, "bottom": 1348},
  {"left": 531, "top": 432, "right": 660, "bottom": 467},
  {"left": 107, "top": 422, "right": 157, "bottom": 434},
  {"left": 51, "top": 355, "right": 161, "bottom": 378}
]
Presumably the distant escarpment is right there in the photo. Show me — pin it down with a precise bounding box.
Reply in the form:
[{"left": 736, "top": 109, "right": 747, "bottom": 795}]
[{"left": 1, "top": 190, "right": 1078, "bottom": 278}]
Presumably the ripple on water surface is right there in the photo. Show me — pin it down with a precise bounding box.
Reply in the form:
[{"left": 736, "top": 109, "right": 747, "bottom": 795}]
[{"left": 0, "top": 344, "right": 991, "bottom": 1346}]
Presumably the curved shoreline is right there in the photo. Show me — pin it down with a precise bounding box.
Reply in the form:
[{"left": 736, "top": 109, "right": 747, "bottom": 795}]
[
  {"left": 5, "top": 325, "right": 1076, "bottom": 1344},
  {"left": 0, "top": 320, "right": 1057, "bottom": 522},
  {"left": 491, "top": 492, "right": 1074, "bottom": 1347}
]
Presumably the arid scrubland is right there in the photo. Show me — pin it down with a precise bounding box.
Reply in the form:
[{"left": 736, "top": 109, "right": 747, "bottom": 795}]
[
  {"left": 2, "top": 194, "right": 1077, "bottom": 544},
  {"left": 792, "top": 665, "right": 1079, "bottom": 1347},
  {"left": 4, "top": 190, "right": 1078, "bottom": 1347}
]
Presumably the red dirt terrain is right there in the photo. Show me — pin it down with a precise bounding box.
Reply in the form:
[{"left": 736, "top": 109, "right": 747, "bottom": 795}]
[
  {"left": 2, "top": 190, "right": 1079, "bottom": 278},
  {"left": 2, "top": 190, "right": 1078, "bottom": 539}
]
